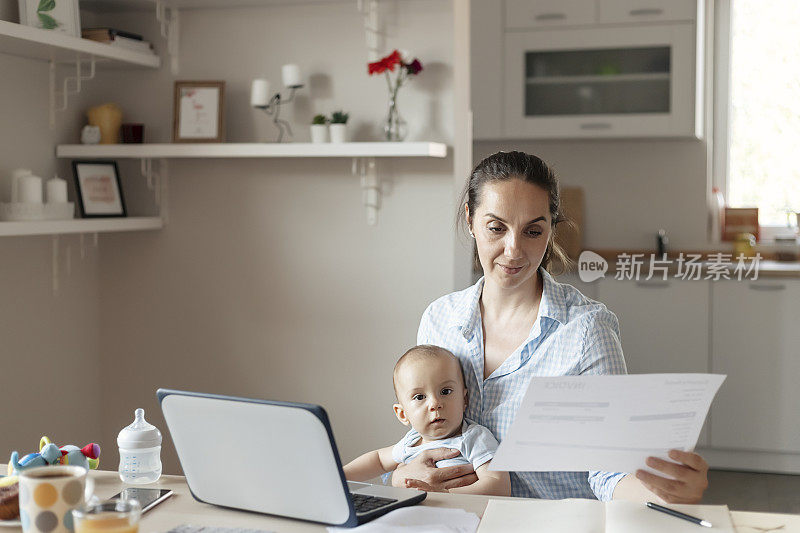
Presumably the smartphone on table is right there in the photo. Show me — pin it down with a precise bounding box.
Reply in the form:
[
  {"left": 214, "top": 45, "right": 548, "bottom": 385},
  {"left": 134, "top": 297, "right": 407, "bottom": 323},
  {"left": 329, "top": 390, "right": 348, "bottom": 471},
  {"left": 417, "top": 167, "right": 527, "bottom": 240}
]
[{"left": 108, "top": 487, "right": 173, "bottom": 513}]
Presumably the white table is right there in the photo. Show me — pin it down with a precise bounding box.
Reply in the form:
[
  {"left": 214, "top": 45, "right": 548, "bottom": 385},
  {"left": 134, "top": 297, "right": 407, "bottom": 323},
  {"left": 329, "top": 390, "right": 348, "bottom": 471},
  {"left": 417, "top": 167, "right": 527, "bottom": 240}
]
[{"left": 7, "top": 470, "right": 800, "bottom": 532}]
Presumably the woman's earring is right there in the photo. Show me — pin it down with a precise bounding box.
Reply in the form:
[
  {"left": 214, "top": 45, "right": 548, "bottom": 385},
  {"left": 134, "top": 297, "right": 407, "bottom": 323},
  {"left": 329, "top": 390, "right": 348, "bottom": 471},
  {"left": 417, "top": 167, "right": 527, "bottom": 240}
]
[{"left": 468, "top": 229, "right": 475, "bottom": 238}]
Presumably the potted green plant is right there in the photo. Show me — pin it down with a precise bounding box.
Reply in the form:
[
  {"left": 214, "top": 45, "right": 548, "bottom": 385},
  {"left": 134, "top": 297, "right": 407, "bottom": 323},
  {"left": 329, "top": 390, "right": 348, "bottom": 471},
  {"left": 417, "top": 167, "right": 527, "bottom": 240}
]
[
  {"left": 310, "top": 114, "right": 329, "bottom": 143},
  {"left": 329, "top": 110, "right": 349, "bottom": 143}
]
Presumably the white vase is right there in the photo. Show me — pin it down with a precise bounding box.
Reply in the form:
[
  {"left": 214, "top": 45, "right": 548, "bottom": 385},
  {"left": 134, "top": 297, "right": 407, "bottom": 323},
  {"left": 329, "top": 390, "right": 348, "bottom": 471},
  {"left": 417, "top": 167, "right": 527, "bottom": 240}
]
[
  {"left": 329, "top": 123, "right": 347, "bottom": 143},
  {"left": 310, "top": 124, "right": 329, "bottom": 143}
]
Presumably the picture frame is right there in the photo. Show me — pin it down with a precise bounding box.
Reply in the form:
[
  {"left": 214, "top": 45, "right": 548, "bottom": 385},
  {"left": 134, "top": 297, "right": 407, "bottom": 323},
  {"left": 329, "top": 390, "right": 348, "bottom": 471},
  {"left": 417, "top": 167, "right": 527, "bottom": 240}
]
[
  {"left": 18, "top": 0, "right": 81, "bottom": 37},
  {"left": 173, "top": 81, "right": 226, "bottom": 143},
  {"left": 71, "top": 160, "right": 127, "bottom": 218}
]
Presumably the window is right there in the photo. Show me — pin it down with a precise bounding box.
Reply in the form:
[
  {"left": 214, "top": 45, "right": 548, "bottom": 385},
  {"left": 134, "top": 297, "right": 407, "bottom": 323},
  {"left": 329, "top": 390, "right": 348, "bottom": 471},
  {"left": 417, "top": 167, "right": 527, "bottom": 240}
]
[{"left": 715, "top": 0, "right": 800, "bottom": 236}]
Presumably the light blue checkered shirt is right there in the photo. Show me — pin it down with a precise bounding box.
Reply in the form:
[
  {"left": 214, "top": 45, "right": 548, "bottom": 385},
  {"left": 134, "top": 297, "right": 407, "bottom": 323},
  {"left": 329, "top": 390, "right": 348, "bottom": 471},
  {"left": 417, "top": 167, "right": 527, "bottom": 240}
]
[{"left": 417, "top": 268, "right": 628, "bottom": 501}]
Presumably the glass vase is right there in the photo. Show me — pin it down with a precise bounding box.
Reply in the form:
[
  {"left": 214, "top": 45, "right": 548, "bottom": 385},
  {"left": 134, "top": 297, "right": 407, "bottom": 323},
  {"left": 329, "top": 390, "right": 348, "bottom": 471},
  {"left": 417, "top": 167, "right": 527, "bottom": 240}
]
[{"left": 384, "top": 96, "right": 408, "bottom": 142}]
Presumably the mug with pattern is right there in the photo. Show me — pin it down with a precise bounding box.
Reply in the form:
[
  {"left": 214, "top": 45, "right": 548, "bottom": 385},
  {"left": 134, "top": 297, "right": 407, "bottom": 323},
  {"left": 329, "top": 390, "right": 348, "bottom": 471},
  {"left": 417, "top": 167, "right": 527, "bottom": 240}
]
[{"left": 19, "top": 466, "right": 93, "bottom": 533}]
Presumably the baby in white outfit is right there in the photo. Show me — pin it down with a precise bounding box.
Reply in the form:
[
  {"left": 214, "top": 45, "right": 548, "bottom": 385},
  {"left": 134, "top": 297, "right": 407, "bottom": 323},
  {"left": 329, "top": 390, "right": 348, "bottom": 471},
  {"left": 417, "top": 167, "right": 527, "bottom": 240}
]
[{"left": 343, "top": 345, "right": 510, "bottom": 496}]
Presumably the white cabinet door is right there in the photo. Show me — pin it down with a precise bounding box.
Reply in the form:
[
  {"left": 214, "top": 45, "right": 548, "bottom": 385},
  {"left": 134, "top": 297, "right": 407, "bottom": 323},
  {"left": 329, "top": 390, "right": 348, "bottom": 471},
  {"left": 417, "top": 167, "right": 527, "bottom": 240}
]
[
  {"left": 710, "top": 279, "right": 800, "bottom": 453},
  {"left": 596, "top": 279, "right": 710, "bottom": 374},
  {"left": 505, "top": 0, "right": 596, "bottom": 29},
  {"left": 504, "top": 23, "right": 699, "bottom": 139},
  {"left": 596, "top": 278, "right": 710, "bottom": 445},
  {"left": 598, "top": 0, "right": 696, "bottom": 24}
]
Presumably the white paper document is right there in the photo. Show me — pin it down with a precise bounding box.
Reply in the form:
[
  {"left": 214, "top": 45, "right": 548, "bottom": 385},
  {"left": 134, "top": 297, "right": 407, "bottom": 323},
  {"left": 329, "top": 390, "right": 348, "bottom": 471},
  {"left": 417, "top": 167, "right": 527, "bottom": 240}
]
[
  {"left": 490, "top": 374, "right": 725, "bottom": 474},
  {"left": 476, "top": 500, "right": 735, "bottom": 533}
]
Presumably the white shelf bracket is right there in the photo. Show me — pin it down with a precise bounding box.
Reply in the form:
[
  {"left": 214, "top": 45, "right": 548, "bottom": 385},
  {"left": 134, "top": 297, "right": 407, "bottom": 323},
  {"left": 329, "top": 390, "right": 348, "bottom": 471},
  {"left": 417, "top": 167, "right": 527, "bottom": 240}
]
[
  {"left": 357, "top": 0, "right": 382, "bottom": 61},
  {"left": 156, "top": 1, "right": 180, "bottom": 75},
  {"left": 354, "top": 157, "right": 380, "bottom": 226},
  {"left": 141, "top": 157, "right": 169, "bottom": 222},
  {"left": 48, "top": 56, "right": 96, "bottom": 129}
]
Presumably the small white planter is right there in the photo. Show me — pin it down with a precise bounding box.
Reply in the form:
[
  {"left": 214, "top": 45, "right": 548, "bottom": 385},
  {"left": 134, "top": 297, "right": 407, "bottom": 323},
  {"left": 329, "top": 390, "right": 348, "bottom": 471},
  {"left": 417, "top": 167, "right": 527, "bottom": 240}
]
[
  {"left": 329, "top": 123, "right": 348, "bottom": 143},
  {"left": 310, "top": 124, "right": 329, "bottom": 143}
]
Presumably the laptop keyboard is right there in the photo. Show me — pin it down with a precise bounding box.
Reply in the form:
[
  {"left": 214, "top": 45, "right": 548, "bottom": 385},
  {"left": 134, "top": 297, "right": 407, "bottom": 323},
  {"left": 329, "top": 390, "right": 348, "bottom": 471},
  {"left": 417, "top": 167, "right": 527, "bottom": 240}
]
[{"left": 350, "top": 493, "right": 398, "bottom": 514}]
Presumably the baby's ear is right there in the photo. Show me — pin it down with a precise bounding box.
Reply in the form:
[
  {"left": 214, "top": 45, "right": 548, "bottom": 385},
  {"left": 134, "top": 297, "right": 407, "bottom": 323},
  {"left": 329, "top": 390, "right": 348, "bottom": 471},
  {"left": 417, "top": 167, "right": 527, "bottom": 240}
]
[{"left": 393, "top": 403, "right": 410, "bottom": 426}]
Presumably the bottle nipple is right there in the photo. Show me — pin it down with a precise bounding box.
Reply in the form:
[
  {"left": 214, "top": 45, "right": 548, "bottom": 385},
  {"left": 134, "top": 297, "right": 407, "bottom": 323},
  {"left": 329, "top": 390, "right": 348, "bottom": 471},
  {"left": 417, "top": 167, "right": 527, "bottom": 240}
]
[{"left": 130, "top": 408, "right": 151, "bottom": 430}]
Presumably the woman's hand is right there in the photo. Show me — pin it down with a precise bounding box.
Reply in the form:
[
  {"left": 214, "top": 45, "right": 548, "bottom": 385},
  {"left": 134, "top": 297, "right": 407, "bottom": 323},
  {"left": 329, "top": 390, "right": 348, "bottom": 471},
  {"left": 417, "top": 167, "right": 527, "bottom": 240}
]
[
  {"left": 391, "top": 448, "right": 477, "bottom": 492},
  {"left": 635, "top": 449, "right": 709, "bottom": 504}
]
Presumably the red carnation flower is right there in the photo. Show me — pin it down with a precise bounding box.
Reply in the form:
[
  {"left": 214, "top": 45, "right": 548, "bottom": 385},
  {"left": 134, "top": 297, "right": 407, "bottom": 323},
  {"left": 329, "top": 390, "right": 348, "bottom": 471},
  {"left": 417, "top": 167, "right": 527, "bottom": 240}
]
[{"left": 368, "top": 49, "right": 403, "bottom": 76}]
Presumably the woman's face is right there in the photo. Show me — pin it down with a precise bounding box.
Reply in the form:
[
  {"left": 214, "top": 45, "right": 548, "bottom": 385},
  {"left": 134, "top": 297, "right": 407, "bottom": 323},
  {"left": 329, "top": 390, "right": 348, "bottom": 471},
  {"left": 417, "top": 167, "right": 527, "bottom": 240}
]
[{"left": 467, "top": 178, "right": 552, "bottom": 291}]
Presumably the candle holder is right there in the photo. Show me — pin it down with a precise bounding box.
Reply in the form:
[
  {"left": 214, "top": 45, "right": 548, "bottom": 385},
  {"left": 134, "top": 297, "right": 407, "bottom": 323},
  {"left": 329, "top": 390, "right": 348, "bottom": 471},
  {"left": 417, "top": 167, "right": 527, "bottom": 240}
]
[{"left": 253, "top": 84, "right": 304, "bottom": 143}]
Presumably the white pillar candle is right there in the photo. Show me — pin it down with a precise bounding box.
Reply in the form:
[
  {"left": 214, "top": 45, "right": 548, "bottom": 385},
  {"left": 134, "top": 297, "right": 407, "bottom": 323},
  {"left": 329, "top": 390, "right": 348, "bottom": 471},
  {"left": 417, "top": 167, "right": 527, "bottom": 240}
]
[
  {"left": 250, "top": 78, "right": 270, "bottom": 107},
  {"left": 46, "top": 176, "right": 68, "bottom": 203},
  {"left": 10, "top": 168, "right": 32, "bottom": 203},
  {"left": 282, "top": 64, "right": 302, "bottom": 87},
  {"left": 18, "top": 174, "right": 42, "bottom": 203}
]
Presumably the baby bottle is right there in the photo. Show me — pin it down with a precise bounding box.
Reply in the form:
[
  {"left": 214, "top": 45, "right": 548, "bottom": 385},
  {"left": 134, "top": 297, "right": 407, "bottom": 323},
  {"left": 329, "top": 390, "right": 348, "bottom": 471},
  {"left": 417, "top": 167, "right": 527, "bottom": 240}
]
[{"left": 117, "top": 408, "right": 162, "bottom": 484}]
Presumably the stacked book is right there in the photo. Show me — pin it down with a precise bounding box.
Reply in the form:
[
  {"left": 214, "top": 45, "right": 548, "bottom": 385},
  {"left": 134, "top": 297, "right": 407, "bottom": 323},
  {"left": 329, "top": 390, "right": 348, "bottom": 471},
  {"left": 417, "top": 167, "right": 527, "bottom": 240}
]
[{"left": 81, "top": 28, "right": 155, "bottom": 55}]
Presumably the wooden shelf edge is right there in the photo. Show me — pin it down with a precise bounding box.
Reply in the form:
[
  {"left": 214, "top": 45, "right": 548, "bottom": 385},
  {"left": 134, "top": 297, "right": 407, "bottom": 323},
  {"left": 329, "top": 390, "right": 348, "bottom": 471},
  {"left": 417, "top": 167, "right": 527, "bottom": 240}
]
[
  {"left": 0, "top": 217, "right": 163, "bottom": 237},
  {"left": 55, "top": 142, "right": 449, "bottom": 159}
]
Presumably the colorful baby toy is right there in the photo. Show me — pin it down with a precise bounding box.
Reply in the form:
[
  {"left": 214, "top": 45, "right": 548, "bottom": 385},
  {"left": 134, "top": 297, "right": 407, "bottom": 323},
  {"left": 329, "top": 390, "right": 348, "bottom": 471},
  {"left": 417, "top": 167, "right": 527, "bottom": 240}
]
[{"left": 7, "top": 436, "right": 101, "bottom": 475}]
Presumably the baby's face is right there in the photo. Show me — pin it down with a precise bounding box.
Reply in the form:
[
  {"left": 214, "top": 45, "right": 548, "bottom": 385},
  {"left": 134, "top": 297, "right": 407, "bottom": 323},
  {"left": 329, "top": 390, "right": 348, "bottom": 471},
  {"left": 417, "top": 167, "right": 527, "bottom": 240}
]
[{"left": 393, "top": 356, "right": 467, "bottom": 442}]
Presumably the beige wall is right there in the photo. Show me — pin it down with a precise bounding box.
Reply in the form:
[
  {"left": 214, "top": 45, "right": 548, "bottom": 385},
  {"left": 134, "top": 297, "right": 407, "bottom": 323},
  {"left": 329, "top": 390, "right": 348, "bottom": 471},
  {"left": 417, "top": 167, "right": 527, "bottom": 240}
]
[
  {"left": 75, "top": 0, "right": 459, "bottom": 473},
  {"left": 0, "top": 53, "right": 102, "bottom": 458}
]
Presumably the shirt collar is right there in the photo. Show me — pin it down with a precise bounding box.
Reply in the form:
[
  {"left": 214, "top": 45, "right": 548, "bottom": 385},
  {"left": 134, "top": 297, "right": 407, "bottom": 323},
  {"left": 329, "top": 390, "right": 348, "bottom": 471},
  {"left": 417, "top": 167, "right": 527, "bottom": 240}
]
[
  {"left": 448, "top": 268, "right": 567, "bottom": 338},
  {"left": 448, "top": 277, "right": 483, "bottom": 337},
  {"left": 537, "top": 268, "right": 567, "bottom": 326}
]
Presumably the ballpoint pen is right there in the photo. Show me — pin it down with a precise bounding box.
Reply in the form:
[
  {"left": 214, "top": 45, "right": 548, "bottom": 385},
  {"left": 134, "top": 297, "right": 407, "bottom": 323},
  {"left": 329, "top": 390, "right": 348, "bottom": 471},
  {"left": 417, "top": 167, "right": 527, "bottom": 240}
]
[{"left": 646, "top": 502, "right": 713, "bottom": 528}]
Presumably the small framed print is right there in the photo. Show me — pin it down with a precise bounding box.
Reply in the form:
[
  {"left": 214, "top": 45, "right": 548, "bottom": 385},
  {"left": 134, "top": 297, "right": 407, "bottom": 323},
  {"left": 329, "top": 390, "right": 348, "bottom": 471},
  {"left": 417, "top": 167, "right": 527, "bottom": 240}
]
[
  {"left": 18, "top": 0, "right": 81, "bottom": 37},
  {"left": 72, "top": 160, "right": 127, "bottom": 218},
  {"left": 173, "top": 81, "right": 226, "bottom": 143}
]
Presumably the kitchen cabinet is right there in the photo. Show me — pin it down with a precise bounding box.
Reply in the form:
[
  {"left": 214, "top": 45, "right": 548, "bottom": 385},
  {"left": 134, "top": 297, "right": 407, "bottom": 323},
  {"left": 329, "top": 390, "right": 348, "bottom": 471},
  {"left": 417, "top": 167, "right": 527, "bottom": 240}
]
[
  {"left": 554, "top": 269, "right": 800, "bottom": 470},
  {"left": 471, "top": 0, "right": 704, "bottom": 140},
  {"left": 504, "top": 0, "right": 596, "bottom": 29},
  {"left": 596, "top": 278, "right": 710, "bottom": 445},
  {"left": 596, "top": 278, "right": 710, "bottom": 375},
  {"left": 597, "top": 0, "right": 696, "bottom": 24},
  {"left": 710, "top": 279, "right": 800, "bottom": 454}
]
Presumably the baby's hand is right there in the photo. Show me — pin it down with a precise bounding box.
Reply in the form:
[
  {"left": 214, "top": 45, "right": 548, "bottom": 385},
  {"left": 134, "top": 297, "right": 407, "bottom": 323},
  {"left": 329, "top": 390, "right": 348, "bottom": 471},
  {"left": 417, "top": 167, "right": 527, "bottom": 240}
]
[{"left": 392, "top": 448, "right": 477, "bottom": 491}]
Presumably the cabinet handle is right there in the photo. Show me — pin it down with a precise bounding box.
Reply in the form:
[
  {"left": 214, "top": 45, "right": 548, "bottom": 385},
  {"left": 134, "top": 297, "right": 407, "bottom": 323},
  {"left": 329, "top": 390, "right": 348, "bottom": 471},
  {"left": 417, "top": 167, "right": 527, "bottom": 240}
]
[
  {"left": 534, "top": 12, "right": 567, "bottom": 21},
  {"left": 635, "top": 281, "right": 671, "bottom": 288},
  {"left": 580, "top": 122, "right": 612, "bottom": 130},
  {"left": 748, "top": 283, "right": 786, "bottom": 291},
  {"left": 629, "top": 8, "right": 665, "bottom": 16}
]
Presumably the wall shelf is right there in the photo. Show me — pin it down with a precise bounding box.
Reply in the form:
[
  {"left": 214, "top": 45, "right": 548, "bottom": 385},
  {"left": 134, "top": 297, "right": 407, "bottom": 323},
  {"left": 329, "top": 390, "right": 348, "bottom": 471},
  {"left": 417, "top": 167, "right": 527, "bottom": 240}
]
[
  {"left": 0, "top": 20, "right": 161, "bottom": 68},
  {"left": 56, "top": 142, "right": 449, "bottom": 159},
  {"left": 0, "top": 217, "right": 163, "bottom": 237}
]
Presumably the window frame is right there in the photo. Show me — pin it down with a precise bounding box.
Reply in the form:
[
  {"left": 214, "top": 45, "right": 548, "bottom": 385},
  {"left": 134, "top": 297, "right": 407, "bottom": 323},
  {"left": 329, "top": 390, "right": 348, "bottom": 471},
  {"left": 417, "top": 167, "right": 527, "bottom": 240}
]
[{"left": 712, "top": 0, "right": 792, "bottom": 242}]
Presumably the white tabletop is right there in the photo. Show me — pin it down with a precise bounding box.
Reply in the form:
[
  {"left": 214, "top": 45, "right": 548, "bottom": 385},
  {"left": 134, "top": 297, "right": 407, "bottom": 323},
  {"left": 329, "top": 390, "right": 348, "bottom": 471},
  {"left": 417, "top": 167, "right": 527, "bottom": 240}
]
[{"left": 6, "top": 470, "right": 800, "bottom": 532}]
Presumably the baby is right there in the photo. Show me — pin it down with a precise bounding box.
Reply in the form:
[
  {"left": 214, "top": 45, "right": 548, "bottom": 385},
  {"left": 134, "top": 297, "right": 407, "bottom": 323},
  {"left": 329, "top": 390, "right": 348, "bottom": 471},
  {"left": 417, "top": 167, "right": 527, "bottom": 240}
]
[{"left": 343, "top": 345, "right": 510, "bottom": 496}]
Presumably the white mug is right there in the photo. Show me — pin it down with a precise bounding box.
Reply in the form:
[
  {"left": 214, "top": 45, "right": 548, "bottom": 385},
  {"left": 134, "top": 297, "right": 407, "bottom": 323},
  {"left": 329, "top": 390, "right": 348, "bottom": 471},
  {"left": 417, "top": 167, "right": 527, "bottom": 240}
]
[{"left": 19, "top": 466, "right": 94, "bottom": 533}]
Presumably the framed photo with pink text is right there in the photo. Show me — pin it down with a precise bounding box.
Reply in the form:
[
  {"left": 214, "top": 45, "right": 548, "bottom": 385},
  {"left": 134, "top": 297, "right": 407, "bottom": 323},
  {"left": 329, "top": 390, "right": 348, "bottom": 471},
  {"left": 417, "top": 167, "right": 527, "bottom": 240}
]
[{"left": 71, "top": 160, "right": 126, "bottom": 218}]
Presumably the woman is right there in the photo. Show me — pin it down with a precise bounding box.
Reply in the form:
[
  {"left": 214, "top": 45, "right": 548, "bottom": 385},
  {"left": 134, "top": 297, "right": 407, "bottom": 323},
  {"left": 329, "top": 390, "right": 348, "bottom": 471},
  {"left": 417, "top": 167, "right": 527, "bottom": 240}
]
[{"left": 392, "top": 151, "right": 708, "bottom": 503}]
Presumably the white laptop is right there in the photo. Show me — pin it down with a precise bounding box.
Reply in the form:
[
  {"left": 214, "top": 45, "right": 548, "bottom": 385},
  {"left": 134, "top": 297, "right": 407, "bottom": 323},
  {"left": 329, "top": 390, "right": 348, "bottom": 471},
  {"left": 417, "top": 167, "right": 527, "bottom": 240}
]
[{"left": 157, "top": 389, "right": 426, "bottom": 528}]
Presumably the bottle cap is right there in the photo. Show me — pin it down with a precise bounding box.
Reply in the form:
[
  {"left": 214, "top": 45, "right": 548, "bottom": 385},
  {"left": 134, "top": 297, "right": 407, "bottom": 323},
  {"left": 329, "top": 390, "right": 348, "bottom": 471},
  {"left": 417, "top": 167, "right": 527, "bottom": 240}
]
[{"left": 117, "top": 408, "right": 162, "bottom": 448}]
